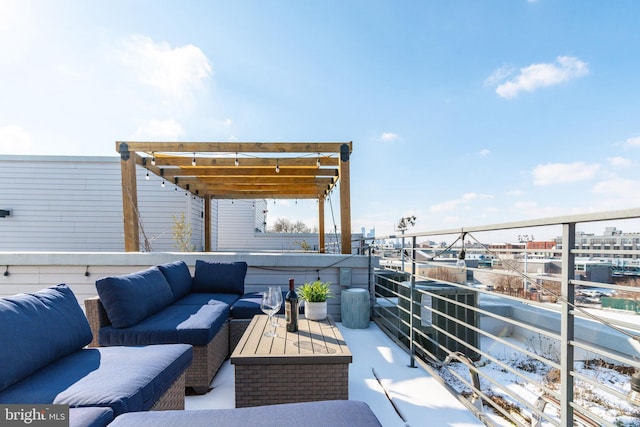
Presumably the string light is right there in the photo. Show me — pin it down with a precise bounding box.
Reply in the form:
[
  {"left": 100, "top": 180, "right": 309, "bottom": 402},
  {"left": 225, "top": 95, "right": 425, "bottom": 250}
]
[
  {"left": 275, "top": 160, "right": 280, "bottom": 173},
  {"left": 161, "top": 180, "right": 165, "bottom": 188},
  {"left": 192, "top": 153, "right": 196, "bottom": 167},
  {"left": 235, "top": 153, "right": 239, "bottom": 166},
  {"left": 151, "top": 153, "right": 156, "bottom": 166},
  {"left": 145, "top": 171, "right": 150, "bottom": 180},
  {"left": 316, "top": 154, "right": 321, "bottom": 168}
]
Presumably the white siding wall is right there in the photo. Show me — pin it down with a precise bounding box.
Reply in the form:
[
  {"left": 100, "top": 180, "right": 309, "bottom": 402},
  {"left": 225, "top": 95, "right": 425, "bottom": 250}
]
[{"left": 0, "top": 155, "right": 205, "bottom": 252}]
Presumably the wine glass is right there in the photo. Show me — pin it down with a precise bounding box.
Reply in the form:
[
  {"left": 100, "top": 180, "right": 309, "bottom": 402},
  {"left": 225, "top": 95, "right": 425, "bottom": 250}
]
[
  {"left": 269, "top": 286, "right": 283, "bottom": 328},
  {"left": 261, "top": 289, "right": 279, "bottom": 337}
]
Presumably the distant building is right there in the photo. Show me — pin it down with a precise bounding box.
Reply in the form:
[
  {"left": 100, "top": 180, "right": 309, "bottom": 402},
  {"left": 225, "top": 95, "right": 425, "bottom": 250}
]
[{"left": 558, "top": 227, "right": 640, "bottom": 260}]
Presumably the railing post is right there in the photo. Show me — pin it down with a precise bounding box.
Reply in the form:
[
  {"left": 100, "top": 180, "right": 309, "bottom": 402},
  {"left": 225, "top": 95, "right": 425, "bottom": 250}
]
[
  {"left": 409, "top": 236, "right": 417, "bottom": 368},
  {"left": 560, "top": 222, "right": 576, "bottom": 427}
]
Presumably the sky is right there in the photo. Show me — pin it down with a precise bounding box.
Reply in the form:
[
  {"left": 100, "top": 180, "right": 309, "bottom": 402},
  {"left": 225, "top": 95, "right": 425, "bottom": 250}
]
[{"left": 1, "top": 0, "right": 640, "bottom": 239}]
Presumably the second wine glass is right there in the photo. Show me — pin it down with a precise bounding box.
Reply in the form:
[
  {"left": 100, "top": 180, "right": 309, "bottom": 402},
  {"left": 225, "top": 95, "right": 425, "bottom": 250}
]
[
  {"left": 260, "top": 289, "right": 279, "bottom": 337},
  {"left": 269, "top": 286, "right": 283, "bottom": 328}
]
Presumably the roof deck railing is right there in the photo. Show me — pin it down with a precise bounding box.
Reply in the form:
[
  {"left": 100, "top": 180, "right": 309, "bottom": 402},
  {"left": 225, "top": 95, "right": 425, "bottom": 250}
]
[{"left": 364, "top": 208, "right": 640, "bottom": 427}]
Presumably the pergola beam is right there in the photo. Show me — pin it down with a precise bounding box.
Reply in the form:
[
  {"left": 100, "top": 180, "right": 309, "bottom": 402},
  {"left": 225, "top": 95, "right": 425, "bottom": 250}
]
[
  {"left": 118, "top": 141, "right": 352, "bottom": 253},
  {"left": 123, "top": 141, "right": 351, "bottom": 154}
]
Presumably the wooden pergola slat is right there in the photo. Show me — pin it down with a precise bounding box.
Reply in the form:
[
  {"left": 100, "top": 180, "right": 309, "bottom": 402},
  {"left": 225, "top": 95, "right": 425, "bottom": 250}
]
[{"left": 117, "top": 141, "right": 352, "bottom": 253}]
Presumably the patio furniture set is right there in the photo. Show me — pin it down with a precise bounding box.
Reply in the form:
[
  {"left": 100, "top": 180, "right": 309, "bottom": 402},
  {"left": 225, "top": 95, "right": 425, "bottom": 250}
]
[{"left": 0, "top": 260, "right": 380, "bottom": 427}]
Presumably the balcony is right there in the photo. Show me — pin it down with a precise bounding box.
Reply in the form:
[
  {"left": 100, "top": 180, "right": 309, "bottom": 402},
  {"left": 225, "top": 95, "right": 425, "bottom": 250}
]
[
  {"left": 370, "top": 208, "right": 640, "bottom": 426},
  {"left": 1, "top": 208, "right": 640, "bottom": 426}
]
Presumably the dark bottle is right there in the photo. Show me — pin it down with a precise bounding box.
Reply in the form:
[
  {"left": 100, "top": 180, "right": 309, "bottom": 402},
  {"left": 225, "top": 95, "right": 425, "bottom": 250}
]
[{"left": 285, "top": 278, "right": 298, "bottom": 332}]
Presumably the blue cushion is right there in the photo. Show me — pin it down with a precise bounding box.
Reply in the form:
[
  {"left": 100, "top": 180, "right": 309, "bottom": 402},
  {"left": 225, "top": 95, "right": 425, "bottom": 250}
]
[
  {"left": 192, "top": 260, "right": 247, "bottom": 295},
  {"left": 96, "top": 267, "right": 174, "bottom": 328},
  {"left": 0, "top": 344, "right": 193, "bottom": 417},
  {"left": 158, "top": 261, "right": 193, "bottom": 301},
  {"left": 99, "top": 302, "right": 230, "bottom": 347},
  {"left": 107, "top": 400, "right": 382, "bottom": 427},
  {"left": 0, "top": 284, "right": 93, "bottom": 392},
  {"left": 173, "top": 292, "right": 241, "bottom": 307},
  {"left": 230, "top": 291, "right": 286, "bottom": 319},
  {"left": 70, "top": 407, "right": 114, "bottom": 427}
]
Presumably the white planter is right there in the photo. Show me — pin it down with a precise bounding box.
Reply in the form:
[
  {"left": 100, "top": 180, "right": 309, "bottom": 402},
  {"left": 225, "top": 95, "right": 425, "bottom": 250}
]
[{"left": 304, "top": 301, "right": 327, "bottom": 320}]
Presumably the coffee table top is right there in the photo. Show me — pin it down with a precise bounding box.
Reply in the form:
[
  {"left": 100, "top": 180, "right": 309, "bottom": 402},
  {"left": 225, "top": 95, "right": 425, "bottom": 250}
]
[{"left": 231, "top": 314, "right": 352, "bottom": 365}]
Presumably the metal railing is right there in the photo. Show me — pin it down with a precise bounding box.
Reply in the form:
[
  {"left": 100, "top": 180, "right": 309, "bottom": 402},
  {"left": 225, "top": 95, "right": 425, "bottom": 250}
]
[{"left": 366, "top": 208, "right": 640, "bottom": 427}]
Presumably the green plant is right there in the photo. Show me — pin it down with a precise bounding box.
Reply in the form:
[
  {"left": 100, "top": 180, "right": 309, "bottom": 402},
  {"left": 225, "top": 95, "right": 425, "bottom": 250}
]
[{"left": 297, "top": 280, "right": 333, "bottom": 302}]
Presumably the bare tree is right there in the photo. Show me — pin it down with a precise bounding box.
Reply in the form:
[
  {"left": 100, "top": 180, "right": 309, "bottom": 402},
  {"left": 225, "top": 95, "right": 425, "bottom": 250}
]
[{"left": 270, "top": 218, "right": 312, "bottom": 233}]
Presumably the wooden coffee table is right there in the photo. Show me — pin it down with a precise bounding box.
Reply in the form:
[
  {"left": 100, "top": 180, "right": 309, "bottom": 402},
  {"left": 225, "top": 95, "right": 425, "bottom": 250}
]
[{"left": 230, "top": 314, "right": 352, "bottom": 408}]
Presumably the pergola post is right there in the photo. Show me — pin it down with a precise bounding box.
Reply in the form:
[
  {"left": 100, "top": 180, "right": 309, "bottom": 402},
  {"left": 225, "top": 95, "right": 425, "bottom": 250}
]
[
  {"left": 118, "top": 143, "right": 140, "bottom": 252},
  {"left": 339, "top": 143, "right": 352, "bottom": 254},
  {"left": 318, "top": 197, "right": 325, "bottom": 253},
  {"left": 204, "top": 196, "right": 211, "bottom": 251}
]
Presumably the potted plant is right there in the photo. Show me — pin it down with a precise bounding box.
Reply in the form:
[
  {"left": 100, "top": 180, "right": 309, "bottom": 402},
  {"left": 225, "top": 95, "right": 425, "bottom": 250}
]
[{"left": 298, "top": 280, "right": 333, "bottom": 320}]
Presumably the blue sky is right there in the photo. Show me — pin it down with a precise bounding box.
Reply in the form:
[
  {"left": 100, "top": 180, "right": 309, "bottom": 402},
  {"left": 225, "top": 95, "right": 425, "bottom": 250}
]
[{"left": 1, "top": 0, "right": 640, "bottom": 238}]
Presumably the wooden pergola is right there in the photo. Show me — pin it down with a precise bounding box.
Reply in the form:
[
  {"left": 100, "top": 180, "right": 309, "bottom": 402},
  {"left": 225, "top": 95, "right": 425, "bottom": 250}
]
[{"left": 116, "top": 141, "right": 352, "bottom": 254}]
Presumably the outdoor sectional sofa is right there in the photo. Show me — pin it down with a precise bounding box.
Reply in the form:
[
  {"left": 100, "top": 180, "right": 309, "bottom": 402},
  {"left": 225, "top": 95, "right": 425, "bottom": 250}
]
[
  {"left": 85, "top": 259, "right": 278, "bottom": 394},
  {"left": 108, "top": 400, "right": 382, "bottom": 427},
  {"left": 0, "top": 284, "right": 193, "bottom": 427}
]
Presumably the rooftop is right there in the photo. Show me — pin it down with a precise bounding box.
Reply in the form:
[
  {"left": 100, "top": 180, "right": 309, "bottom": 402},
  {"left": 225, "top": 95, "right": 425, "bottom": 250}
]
[{"left": 185, "top": 322, "right": 485, "bottom": 427}]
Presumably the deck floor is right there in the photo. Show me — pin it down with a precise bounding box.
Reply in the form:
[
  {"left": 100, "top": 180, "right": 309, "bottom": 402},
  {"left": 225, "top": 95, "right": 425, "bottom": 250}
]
[{"left": 186, "top": 322, "right": 484, "bottom": 427}]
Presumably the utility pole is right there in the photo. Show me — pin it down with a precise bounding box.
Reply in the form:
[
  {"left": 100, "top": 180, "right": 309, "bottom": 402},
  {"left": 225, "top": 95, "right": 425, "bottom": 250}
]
[{"left": 518, "top": 234, "right": 534, "bottom": 296}]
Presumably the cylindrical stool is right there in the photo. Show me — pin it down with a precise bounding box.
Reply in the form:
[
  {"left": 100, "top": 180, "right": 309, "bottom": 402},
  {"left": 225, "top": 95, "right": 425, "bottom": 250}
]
[{"left": 341, "top": 288, "right": 370, "bottom": 329}]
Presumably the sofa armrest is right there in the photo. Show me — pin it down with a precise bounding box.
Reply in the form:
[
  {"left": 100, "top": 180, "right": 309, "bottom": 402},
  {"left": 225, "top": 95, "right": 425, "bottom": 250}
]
[{"left": 85, "top": 296, "right": 111, "bottom": 347}]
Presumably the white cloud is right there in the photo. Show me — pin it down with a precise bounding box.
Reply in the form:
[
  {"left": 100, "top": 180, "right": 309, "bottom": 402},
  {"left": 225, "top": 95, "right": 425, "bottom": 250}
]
[
  {"left": 380, "top": 132, "right": 399, "bottom": 141},
  {"left": 506, "top": 189, "right": 524, "bottom": 197},
  {"left": 607, "top": 156, "right": 631, "bottom": 168},
  {"left": 130, "top": 118, "right": 184, "bottom": 140},
  {"left": 532, "top": 161, "right": 600, "bottom": 185},
  {"left": 625, "top": 136, "right": 640, "bottom": 148},
  {"left": 592, "top": 179, "right": 640, "bottom": 195},
  {"left": 484, "top": 65, "right": 515, "bottom": 87},
  {"left": 492, "top": 56, "right": 589, "bottom": 99},
  {"left": 430, "top": 193, "right": 491, "bottom": 213},
  {"left": 119, "top": 35, "right": 212, "bottom": 98},
  {"left": 479, "top": 149, "right": 491, "bottom": 156},
  {"left": 0, "top": 125, "right": 33, "bottom": 154}
]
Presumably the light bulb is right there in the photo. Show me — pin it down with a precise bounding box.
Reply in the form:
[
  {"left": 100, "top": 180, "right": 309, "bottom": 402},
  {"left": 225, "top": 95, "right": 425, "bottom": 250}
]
[
  {"left": 235, "top": 153, "right": 239, "bottom": 166},
  {"left": 161, "top": 180, "right": 165, "bottom": 188},
  {"left": 145, "top": 172, "right": 150, "bottom": 180},
  {"left": 275, "top": 163, "right": 280, "bottom": 173},
  {"left": 456, "top": 248, "right": 466, "bottom": 268},
  {"left": 151, "top": 154, "right": 156, "bottom": 166}
]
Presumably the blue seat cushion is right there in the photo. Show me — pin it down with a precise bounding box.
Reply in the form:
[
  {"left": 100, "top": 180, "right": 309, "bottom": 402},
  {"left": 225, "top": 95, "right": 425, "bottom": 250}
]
[
  {"left": 96, "top": 267, "right": 174, "bottom": 328},
  {"left": 99, "top": 302, "right": 229, "bottom": 347},
  {"left": 0, "top": 284, "right": 93, "bottom": 392},
  {"left": 0, "top": 344, "right": 192, "bottom": 417},
  {"left": 157, "top": 261, "right": 193, "bottom": 301},
  {"left": 173, "top": 292, "right": 240, "bottom": 307},
  {"left": 107, "top": 400, "right": 382, "bottom": 427},
  {"left": 69, "top": 407, "right": 114, "bottom": 427},
  {"left": 192, "top": 260, "right": 247, "bottom": 295},
  {"left": 230, "top": 292, "right": 286, "bottom": 319}
]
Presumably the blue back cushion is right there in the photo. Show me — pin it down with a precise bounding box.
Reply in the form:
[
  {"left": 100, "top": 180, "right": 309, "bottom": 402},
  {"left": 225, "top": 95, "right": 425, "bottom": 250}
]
[
  {"left": 157, "top": 261, "right": 193, "bottom": 301},
  {"left": 192, "top": 260, "right": 247, "bottom": 295},
  {"left": 0, "top": 284, "right": 93, "bottom": 392},
  {"left": 96, "top": 267, "right": 174, "bottom": 328}
]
